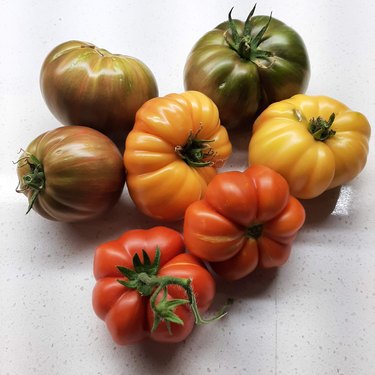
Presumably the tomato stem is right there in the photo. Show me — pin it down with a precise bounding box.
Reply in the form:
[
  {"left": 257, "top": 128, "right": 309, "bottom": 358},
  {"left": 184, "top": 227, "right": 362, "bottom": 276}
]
[
  {"left": 117, "top": 248, "right": 231, "bottom": 334},
  {"left": 224, "top": 4, "right": 274, "bottom": 61},
  {"left": 245, "top": 223, "right": 263, "bottom": 239},
  {"left": 16, "top": 152, "right": 45, "bottom": 214},
  {"left": 175, "top": 129, "right": 215, "bottom": 168},
  {"left": 308, "top": 113, "right": 336, "bottom": 141}
]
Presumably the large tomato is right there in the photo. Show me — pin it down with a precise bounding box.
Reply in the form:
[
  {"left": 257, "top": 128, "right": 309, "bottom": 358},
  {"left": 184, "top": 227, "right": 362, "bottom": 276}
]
[
  {"left": 124, "top": 91, "right": 232, "bottom": 221},
  {"left": 184, "top": 5, "right": 310, "bottom": 129},
  {"left": 183, "top": 165, "right": 305, "bottom": 281},
  {"left": 16, "top": 126, "right": 125, "bottom": 222},
  {"left": 40, "top": 40, "right": 158, "bottom": 142},
  {"left": 92, "top": 226, "right": 223, "bottom": 345},
  {"left": 248, "top": 94, "right": 371, "bottom": 199}
]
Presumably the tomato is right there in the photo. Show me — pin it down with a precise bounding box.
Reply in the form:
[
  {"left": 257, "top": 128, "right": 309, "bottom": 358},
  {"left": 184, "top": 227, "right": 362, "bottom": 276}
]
[
  {"left": 123, "top": 90, "right": 232, "bottom": 221},
  {"left": 183, "top": 165, "right": 305, "bottom": 281},
  {"left": 40, "top": 40, "right": 158, "bottom": 142},
  {"left": 92, "top": 226, "right": 224, "bottom": 345},
  {"left": 184, "top": 5, "right": 310, "bottom": 129},
  {"left": 248, "top": 94, "right": 371, "bottom": 199},
  {"left": 16, "top": 126, "right": 125, "bottom": 222}
]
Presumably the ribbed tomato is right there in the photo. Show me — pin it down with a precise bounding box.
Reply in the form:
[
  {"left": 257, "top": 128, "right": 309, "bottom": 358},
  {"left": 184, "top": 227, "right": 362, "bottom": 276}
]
[
  {"left": 124, "top": 91, "right": 232, "bottom": 221},
  {"left": 92, "top": 227, "right": 223, "bottom": 345},
  {"left": 184, "top": 5, "right": 310, "bottom": 129},
  {"left": 248, "top": 94, "right": 371, "bottom": 198},
  {"left": 183, "top": 165, "right": 305, "bottom": 280}
]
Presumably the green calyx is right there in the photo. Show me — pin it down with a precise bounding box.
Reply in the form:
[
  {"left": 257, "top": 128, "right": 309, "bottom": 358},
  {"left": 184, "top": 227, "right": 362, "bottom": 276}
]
[
  {"left": 225, "top": 4, "right": 273, "bottom": 61},
  {"left": 245, "top": 223, "right": 263, "bottom": 239},
  {"left": 16, "top": 152, "right": 45, "bottom": 214},
  {"left": 309, "top": 113, "right": 336, "bottom": 141},
  {"left": 117, "top": 247, "right": 232, "bottom": 335},
  {"left": 175, "top": 130, "right": 215, "bottom": 168}
]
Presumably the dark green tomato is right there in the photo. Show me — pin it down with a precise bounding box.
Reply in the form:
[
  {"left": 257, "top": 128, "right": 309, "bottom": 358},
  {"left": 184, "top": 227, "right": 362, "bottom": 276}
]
[
  {"left": 40, "top": 40, "right": 158, "bottom": 143},
  {"left": 184, "top": 7, "right": 310, "bottom": 129},
  {"left": 16, "top": 126, "right": 125, "bottom": 222}
]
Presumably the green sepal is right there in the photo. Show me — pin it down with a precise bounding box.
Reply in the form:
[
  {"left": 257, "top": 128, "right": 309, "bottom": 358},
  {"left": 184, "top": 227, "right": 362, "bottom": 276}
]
[
  {"left": 117, "top": 278, "right": 138, "bottom": 289},
  {"left": 225, "top": 4, "right": 274, "bottom": 61},
  {"left": 227, "top": 7, "right": 241, "bottom": 45},
  {"left": 116, "top": 248, "right": 162, "bottom": 296},
  {"left": 16, "top": 152, "right": 45, "bottom": 214},
  {"left": 309, "top": 113, "right": 336, "bottom": 141},
  {"left": 243, "top": 3, "right": 256, "bottom": 35},
  {"left": 151, "top": 287, "right": 189, "bottom": 333},
  {"left": 175, "top": 133, "right": 215, "bottom": 168},
  {"left": 251, "top": 11, "right": 273, "bottom": 47},
  {"left": 117, "top": 266, "right": 138, "bottom": 280}
]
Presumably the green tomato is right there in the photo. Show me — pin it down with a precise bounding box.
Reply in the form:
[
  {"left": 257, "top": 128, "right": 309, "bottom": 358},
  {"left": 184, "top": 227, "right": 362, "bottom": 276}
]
[
  {"left": 184, "top": 5, "right": 310, "bottom": 129},
  {"left": 40, "top": 40, "right": 158, "bottom": 143}
]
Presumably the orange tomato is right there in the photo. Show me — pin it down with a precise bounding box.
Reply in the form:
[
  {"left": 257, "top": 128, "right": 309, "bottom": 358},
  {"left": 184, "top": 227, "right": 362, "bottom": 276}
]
[
  {"left": 183, "top": 165, "right": 305, "bottom": 281},
  {"left": 123, "top": 91, "right": 232, "bottom": 221}
]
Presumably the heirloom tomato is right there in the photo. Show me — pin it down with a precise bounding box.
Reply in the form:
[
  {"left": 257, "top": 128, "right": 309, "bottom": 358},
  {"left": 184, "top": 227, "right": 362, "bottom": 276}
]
[
  {"left": 16, "top": 126, "right": 125, "bottom": 222},
  {"left": 248, "top": 94, "right": 371, "bottom": 199},
  {"left": 184, "top": 5, "right": 310, "bottom": 129},
  {"left": 40, "top": 40, "right": 158, "bottom": 142},
  {"left": 183, "top": 165, "right": 305, "bottom": 281},
  {"left": 92, "top": 226, "right": 227, "bottom": 345},
  {"left": 124, "top": 91, "right": 232, "bottom": 221}
]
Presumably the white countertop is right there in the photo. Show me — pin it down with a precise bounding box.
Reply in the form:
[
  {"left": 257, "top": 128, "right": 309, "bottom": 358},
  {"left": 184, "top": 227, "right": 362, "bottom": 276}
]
[{"left": 1, "top": 1, "right": 374, "bottom": 374}]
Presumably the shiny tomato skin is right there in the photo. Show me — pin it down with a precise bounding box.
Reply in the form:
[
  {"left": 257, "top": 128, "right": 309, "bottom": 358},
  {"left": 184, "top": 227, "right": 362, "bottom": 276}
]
[
  {"left": 183, "top": 165, "right": 305, "bottom": 281},
  {"left": 92, "top": 227, "right": 216, "bottom": 344},
  {"left": 124, "top": 91, "right": 232, "bottom": 221},
  {"left": 184, "top": 12, "right": 310, "bottom": 129},
  {"left": 16, "top": 126, "right": 125, "bottom": 222},
  {"left": 248, "top": 94, "right": 371, "bottom": 198},
  {"left": 40, "top": 40, "right": 158, "bottom": 142}
]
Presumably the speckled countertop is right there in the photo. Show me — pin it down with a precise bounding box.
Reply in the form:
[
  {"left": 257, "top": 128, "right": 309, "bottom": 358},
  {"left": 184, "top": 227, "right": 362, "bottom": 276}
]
[{"left": 1, "top": 1, "right": 374, "bottom": 374}]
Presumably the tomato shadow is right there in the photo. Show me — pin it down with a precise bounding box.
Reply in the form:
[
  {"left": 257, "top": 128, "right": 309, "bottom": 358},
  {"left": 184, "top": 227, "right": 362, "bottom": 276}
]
[
  {"left": 228, "top": 124, "right": 253, "bottom": 151},
  {"left": 58, "top": 189, "right": 184, "bottom": 254},
  {"left": 300, "top": 186, "right": 341, "bottom": 227},
  {"left": 213, "top": 267, "right": 279, "bottom": 301}
]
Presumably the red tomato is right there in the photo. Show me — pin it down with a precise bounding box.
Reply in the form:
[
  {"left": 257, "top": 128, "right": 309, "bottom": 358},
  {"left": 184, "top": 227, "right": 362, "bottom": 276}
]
[
  {"left": 183, "top": 165, "right": 306, "bottom": 281},
  {"left": 92, "top": 227, "right": 220, "bottom": 345}
]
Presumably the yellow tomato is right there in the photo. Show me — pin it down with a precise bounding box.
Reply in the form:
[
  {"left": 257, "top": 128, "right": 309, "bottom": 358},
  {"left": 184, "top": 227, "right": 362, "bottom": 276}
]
[
  {"left": 124, "top": 91, "right": 232, "bottom": 220},
  {"left": 248, "top": 94, "right": 371, "bottom": 199}
]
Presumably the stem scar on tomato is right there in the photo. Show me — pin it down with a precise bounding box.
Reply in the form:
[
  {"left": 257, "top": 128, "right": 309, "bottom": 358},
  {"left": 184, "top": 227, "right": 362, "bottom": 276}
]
[
  {"left": 174, "top": 126, "right": 216, "bottom": 168},
  {"left": 16, "top": 151, "right": 45, "bottom": 214},
  {"left": 116, "top": 247, "right": 233, "bottom": 334},
  {"left": 309, "top": 113, "right": 336, "bottom": 141}
]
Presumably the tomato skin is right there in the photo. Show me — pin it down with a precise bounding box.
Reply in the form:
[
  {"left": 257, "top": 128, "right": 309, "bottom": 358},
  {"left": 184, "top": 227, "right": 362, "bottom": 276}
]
[
  {"left": 124, "top": 91, "right": 232, "bottom": 221},
  {"left": 92, "top": 227, "right": 216, "bottom": 345},
  {"left": 40, "top": 40, "right": 158, "bottom": 142},
  {"left": 184, "top": 11, "right": 310, "bottom": 129},
  {"left": 183, "top": 165, "right": 305, "bottom": 281},
  {"left": 248, "top": 95, "right": 371, "bottom": 198},
  {"left": 16, "top": 126, "right": 125, "bottom": 222}
]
